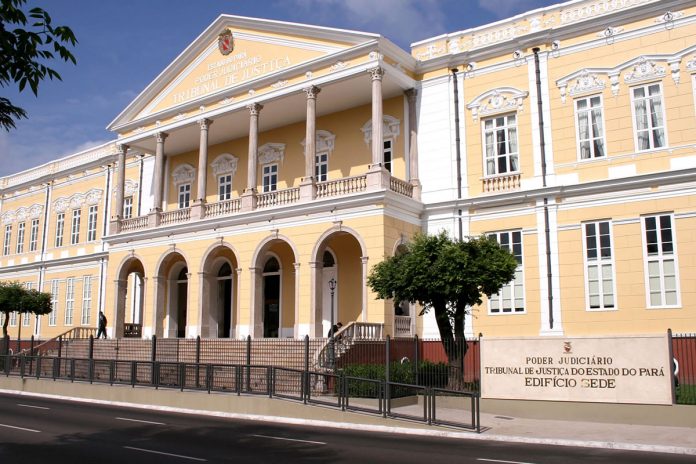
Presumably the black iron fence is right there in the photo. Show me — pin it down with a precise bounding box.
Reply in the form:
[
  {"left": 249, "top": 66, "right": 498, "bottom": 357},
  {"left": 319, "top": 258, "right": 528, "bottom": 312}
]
[{"left": 0, "top": 351, "right": 480, "bottom": 431}]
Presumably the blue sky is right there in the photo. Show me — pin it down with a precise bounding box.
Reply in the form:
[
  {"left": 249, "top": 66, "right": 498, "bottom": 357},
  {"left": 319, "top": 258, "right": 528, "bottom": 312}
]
[{"left": 0, "top": 0, "right": 556, "bottom": 177}]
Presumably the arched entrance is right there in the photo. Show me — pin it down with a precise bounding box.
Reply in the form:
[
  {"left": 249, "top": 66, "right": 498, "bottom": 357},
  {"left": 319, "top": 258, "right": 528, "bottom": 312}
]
[
  {"left": 251, "top": 237, "right": 297, "bottom": 338},
  {"left": 114, "top": 256, "right": 146, "bottom": 338},
  {"left": 312, "top": 229, "right": 366, "bottom": 338},
  {"left": 154, "top": 251, "right": 189, "bottom": 338},
  {"left": 200, "top": 244, "right": 239, "bottom": 338}
]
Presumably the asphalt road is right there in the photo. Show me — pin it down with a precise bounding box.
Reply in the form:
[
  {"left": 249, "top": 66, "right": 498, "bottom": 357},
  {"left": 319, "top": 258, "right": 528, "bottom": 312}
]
[{"left": 0, "top": 392, "right": 692, "bottom": 463}]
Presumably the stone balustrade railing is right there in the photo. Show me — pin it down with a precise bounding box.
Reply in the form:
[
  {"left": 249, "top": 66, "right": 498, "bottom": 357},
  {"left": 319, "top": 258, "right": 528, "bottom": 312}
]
[
  {"left": 389, "top": 177, "right": 414, "bottom": 198},
  {"left": 205, "top": 198, "right": 241, "bottom": 218},
  {"left": 316, "top": 175, "right": 367, "bottom": 198},
  {"left": 257, "top": 187, "right": 300, "bottom": 209},
  {"left": 161, "top": 207, "right": 191, "bottom": 225},
  {"left": 482, "top": 173, "right": 521, "bottom": 193},
  {"left": 120, "top": 216, "right": 149, "bottom": 232}
]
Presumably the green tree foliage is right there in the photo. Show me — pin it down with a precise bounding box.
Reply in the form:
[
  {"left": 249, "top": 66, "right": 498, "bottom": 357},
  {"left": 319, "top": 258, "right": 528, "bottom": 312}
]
[
  {"left": 368, "top": 232, "right": 517, "bottom": 387},
  {"left": 0, "top": 0, "right": 77, "bottom": 130},
  {"left": 0, "top": 281, "right": 52, "bottom": 337}
]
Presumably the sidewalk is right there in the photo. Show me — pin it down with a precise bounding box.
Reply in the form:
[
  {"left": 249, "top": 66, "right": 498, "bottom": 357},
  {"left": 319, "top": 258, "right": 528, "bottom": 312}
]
[{"left": 2, "top": 376, "right": 695, "bottom": 456}]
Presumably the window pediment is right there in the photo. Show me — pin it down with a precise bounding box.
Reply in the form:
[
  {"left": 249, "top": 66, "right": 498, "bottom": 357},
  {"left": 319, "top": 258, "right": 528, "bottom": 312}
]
[
  {"left": 171, "top": 163, "right": 196, "bottom": 185},
  {"left": 1, "top": 204, "right": 44, "bottom": 224},
  {"left": 53, "top": 189, "right": 103, "bottom": 212},
  {"left": 361, "top": 115, "right": 400, "bottom": 144},
  {"left": 211, "top": 153, "right": 239, "bottom": 176},
  {"left": 258, "top": 143, "right": 285, "bottom": 165},
  {"left": 301, "top": 130, "right": 336, "bottom": 154},
  {"left": 467, "top": 87, "right": 528, "bottom": 122}
]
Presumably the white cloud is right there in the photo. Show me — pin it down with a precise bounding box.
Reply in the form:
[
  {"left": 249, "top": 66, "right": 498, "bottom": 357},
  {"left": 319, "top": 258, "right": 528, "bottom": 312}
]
[{"left": 285, "top": 0, "right": 448, "bottom": 46}]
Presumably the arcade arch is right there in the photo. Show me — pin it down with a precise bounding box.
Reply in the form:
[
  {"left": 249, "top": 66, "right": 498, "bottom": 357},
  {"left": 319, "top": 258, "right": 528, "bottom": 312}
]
[
  {"left": 200, "top": 244, "right": 239, "bottom": 338},
  {"left": 113, "top": 255, "right": 146, "bottom": 338}
]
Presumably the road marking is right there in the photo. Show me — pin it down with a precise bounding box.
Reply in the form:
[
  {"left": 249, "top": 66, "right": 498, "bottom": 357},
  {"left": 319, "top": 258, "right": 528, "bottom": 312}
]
[
  {"left": 0, "top": 423, "right": 41, "bottom": 433},
  {"left": 477, "top": 459, "right": 537, "bottom": 464},
  {"left": 250, "top": 434, "right": 326, "bottom": 445},
  {"left": 123, "top": 446, "right": 206, "bottom": 461},
  {"left": 17, "top": 404, "right": 50, "bottom": 410},
  {"left": 116, "top": 417, "right": 166, "bottom": 425}
]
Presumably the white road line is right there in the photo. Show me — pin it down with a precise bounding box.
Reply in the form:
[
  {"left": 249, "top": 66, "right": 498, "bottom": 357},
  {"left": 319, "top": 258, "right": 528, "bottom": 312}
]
[
  {"left": 477, "top": 459, "right": 537, "bottom": 464},
  {"left": 123, "top": 446, "right": 206, "bottom": 461},
  {"left": 0, "top": 423, "right": 41, "bottom": 433},
  {"left": 116, "top": 417, "right": 166, "bottom": 425},
  {"left": 17, "top": 404, "right": 50, "bottom": 410},
  {"left": 250, "top": 434, "right": 326, "bottom": 445}
]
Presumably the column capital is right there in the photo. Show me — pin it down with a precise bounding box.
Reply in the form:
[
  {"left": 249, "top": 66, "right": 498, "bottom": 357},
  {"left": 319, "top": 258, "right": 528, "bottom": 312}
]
[
  {"left": 247, "top": 103, "right": 263, "bottom": 116},
  {"left": 117, "top": 144, "right": 129, "bottom": 156},
  {"left": 405, "top": 88, "right": 417, "bottom": 102},
  {"left": 303, "top": 85, "right": 321, "bottom": 99},
  {"left": 198, "top": 118, "right": 213, "bottom": 130},
  {"left": 155, "top": 132, "right": 169, "bottom": 143},
  {"left": 368, "top": 66, "right": 384, "bottom": 81}
]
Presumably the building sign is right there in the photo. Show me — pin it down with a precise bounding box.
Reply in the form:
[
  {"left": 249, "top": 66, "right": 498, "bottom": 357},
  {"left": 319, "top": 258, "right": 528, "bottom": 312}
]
[{"left": 481, "top": 335, "right": 673, "bottom": 405}]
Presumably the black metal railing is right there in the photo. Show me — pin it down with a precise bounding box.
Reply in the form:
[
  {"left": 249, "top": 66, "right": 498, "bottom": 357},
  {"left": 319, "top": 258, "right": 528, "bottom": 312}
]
[{"left": 0, "top": 350, "right": 480, "bottom": 431}]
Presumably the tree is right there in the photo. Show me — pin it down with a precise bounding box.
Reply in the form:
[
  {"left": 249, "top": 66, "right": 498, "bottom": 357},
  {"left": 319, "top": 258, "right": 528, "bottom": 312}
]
[
  {"left": 0, "top": 281, "right": 52, "bottom": 338},
  {"left": 0, "top": 0, "right": 77, "bottom": 130},
  {"left": 368, "top": 232, "right": 517, "bottom": 388}
]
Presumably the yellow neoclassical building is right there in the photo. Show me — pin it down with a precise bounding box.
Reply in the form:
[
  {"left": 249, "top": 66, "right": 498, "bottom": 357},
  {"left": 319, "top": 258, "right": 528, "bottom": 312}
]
[{"left": 1, "top": 0, "right": 695, "bottom": 342}]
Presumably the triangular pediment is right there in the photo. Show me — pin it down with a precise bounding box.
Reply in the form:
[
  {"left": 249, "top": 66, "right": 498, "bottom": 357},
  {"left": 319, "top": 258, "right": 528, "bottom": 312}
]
[{"left": 108, "top": 15, "right": 378, "bottom": 131}]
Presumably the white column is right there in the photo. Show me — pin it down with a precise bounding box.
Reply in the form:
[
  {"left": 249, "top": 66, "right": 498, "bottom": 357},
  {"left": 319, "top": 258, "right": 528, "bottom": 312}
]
[
  {"left": 150, "top": 132, "right": 167, "bottom": 227},
  {"left": 113, "top": 144, "right": 128, "bottom": 220},
  {"left": 369, "top": 67, "right": 385, "bottom": 168},
  {"left": 242, "top": 104, "right": 262, "bottom": 212},
  {"left": 405, "top": 89, "right": 422, "bottom": 200},
  {"left": 304, "top": 86, "right": 320, "bottom": 180},
  {"left": 361, "top": 256, "right": 369, "bottom": 322},
  {"left": 196, "top": 118, "right": 212, "bottom": 203}
]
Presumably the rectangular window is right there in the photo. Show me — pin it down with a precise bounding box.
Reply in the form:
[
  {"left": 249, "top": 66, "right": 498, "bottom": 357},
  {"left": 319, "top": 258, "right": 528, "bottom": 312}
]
[
  {"left": 29, "top": 219, "right": 39, "bottom": 252},
  {"left": 218, "top": 175, "right": 232, "bottom": 201},
  {"left": 383, "top": 140, "right": 393, "bottom": 173},
  {"left": 123, "top": 196, "right": 133, "bottom": 219},
  {"left": 575, "top": 96, "right": 605, "bottom": 159},
  {"left": 315, "top": 153, "right": 328, "bottom": 182},
  {"left": 81, "top": 276, "right": 92, "bottom": 325},
  {"left": 643, "top": 214, "right": 679, "bottom": 307},
  {"left": 55, "top": 213, "right": 65, "bottom": 247},
  {"left": 632, "top": 83, "right": 666, "bottom": 151},
  {"left": 70, "top": 209, "right": 81, "bottom": 245},
  {"left": 15, "top": 222, "right": 25, "bottom": 254},
  {"left": 9, "top": 309, "right": 17, "bottom": 327},
  {"left": 178, "top": 184, "right": 191, "bottom": 208},
  {"left": 262, "top": 164, "right": 278, "bottom": 192},
  {"left": 484, "top": 114, "right": 518, "bottom": 176},
  {"left": 22, "top": 282, "right": 32, "bottom": 327},
  {"left": 487, "top": 231, "right": 524, "bottom": 313},
  {"left": 65, "top": 277, "right": 75, "bottom": 325},
  {"left": 87, "top": 205, "right": 98, "bottom": 241},
  {"left": 49, "top": 280, "right": 59, "bottom": 326},
  {"left": 584, "top": 221, "right": 615, "bottom": 310},
  {"left": 3, "top": 224, "right": 11, "bottom": 256}
]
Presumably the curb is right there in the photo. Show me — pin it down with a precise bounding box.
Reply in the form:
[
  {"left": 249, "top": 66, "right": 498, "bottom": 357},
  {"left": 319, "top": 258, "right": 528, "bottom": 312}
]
[{"left": 2, "top": 388, "right": 696, "bottom": 456}]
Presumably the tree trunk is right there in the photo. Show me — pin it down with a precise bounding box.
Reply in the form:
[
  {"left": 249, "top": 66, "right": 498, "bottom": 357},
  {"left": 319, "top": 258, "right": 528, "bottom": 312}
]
[
  {"left": 1, "top": 312, "right": 8, "bottom": 338},
  {"left": 433, "top": 301, "right": 468, "bottom": 391}
]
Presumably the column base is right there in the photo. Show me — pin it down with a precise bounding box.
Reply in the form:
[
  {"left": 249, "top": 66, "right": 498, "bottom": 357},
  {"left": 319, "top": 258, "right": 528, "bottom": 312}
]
[
  {"left": 299, "top": 177, "right": 316, "bottom": 202},
  {"left": 410, "top": 179, "right": 422, "bottom": 201},
  {"left": 109, "top": 218, "right": 121, "bottom": 235},
  {"left": 148, "top": 210, "right": 161, "bottom": 227},
  {"left": 241, "top": 190, "right": 257, "bottom": 212},
  {"left": 367, "top": 165, "right": 390, "bottom": 190},
  {"left": 190, "top": 201, "right": 206, "bottom": 220}
]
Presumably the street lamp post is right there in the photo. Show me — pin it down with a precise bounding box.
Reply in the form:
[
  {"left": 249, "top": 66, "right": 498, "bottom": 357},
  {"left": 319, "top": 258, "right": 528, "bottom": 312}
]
[{"left": 328, "top": 277, "right": 336, "bottom": 370}]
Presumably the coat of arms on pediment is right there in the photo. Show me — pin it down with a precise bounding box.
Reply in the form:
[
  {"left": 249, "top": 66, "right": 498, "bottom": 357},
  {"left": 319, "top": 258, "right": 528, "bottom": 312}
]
[{"left": 218, "top": 28, "right": 234, "bottom": 56}]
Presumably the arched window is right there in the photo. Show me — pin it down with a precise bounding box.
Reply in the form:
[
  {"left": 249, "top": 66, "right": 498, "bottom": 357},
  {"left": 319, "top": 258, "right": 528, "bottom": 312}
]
[
  {"left": 263, "top": 257, "right": 280, "bottom": 273},
  {"left": 323, "top": 250, "right": 335, "bottom": 267},
  {"left": 218, "top": 262, "right": 232, "bottom": 278},
  {"left": 177, "top": 267, "right": 188, "bottom": 281}
]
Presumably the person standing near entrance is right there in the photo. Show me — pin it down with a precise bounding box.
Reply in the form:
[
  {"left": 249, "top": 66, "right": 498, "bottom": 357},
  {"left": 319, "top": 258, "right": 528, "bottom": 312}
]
[{"left": 97, "top": 311, "right": 107, "bottom": 339}]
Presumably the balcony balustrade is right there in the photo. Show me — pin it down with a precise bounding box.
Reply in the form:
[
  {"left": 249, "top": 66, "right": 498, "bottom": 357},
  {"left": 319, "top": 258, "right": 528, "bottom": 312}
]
[
  {"left": 482, "top": 172, "right": 521, "bottom": 193},
  {"left": 113, "top": 174, "right": 414, "bottom": 233}
]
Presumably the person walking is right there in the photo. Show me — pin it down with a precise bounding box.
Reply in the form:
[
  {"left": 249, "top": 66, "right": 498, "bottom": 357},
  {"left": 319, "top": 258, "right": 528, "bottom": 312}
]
[{"left": 97, "top": 311, "right": 107, "bottom": 339}]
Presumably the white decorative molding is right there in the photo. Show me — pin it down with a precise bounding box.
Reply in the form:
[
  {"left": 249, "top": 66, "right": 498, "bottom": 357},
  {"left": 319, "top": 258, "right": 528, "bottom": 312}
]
[
  {"left": 668, "top": 59, "right": 682, "bottom": 85},
  {"left": 305, "top": 71, "right": 313, "bottom": 79},
  {"left": 29, "top": 204, "right": 43, "bottom": 219},
  {"left": 211, "top": 153, "right": 239, "bottom": 176},
  {"left": 655, "top": 11, "right": 683, "bottom": 23},
  {"left": 174, "top": 113, "right": 186, "bottom": 121},
  {"left": 0, "top": 204, "right": 44, "bottom": 224},
  {"left": 416, "top": 44, "right": 445, "bottom": 61},
  {"left": 124, "top": 179, "right": 139, "bottom": 197},
  {"left": 219, "top": 97, "right": 234, "bottom": 105},
  {"left": 624, "top": 57, "right": 666, "bottom": 84},
  {"left": 258, "top": 143, "right": 286, "bottom": 165},
  {"left": 609, "top": 74, "right": 620, "bottom": 96},
  {"left": 52, "top": 189, "right": 103, "bottom": 212},
  {"left": 271, "top": 80, "right": 289, "bottom": 89},
  {"left": 368, "top": 51, "right": 383, "bottom": 61},
  {"left": 329, "top": 61, "right": 348, "bottom": 72},
  {"left": 558, "top": 70, "right": 606, "bottom": 103},
  {"left": 686, "top": 55, "right": 696, "bottom": 72},
  {"left": 361, "top": 115, "right": 401, "bottom": 144},
  {"left": 560, "top": 0, "right": 653, "bottom": 25},
  {"left": 598, "top": 26, "right": 623, "bottom": 38},
  {"left": 301, "top": 130, "right": 336, "bottom": 154},
  {"left": 466, "top": 87, "right": 528, "bottom": 121},
  {"left": 171, "top": 164, "right": 196, "bottom": 186},
  {"left": 447, "top": 39, "right": 461, "bottom": 54},
  {"left": 248, "top": 90, "right": 256, "bottom": 96},
  {"left": 1, "top": 212, "right": 14, "bottom": 224},
  {"left": 134, "top": 127, "right": 145, "bottom": 134}
]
